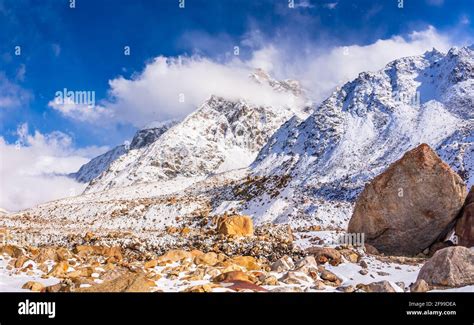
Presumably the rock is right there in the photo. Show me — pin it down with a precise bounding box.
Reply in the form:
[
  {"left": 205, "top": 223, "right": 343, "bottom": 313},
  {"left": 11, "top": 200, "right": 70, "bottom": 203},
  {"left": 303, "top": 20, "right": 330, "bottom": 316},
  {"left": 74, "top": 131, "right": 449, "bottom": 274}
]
[
  {"left": 359, "top": 269, "right": 368, "bottom": 275},
  {"left": 294, "top": 256, "right": 319, "bottom": 278},
  {"left": 144, "top": 260, "right": 158, "bottom": 268},
  {"left": 48, "top": 261, "right": 69, "bottom": 277},
  {"left": 227, "top": 280, "right": 268, "bottom": 292},
  {"left": 455, "top": 186, "right": 474, "bottom": 247},
  {"left": 279, "top": 271, "right": 313, "bottom": 285},
  {"left": 75, "top": 272, "right": 155, "bottom": 292},
  {"left": 42, "top": 282, "right": 71, "bottom": 292},
  {"left": 184, "top": 284, "right": 218, "bottom": 292},
  {"left": 337, "top": 285, "right": 355, "bottom": 293},
  {"left": 348, "top": 144, "right": 466, "bottom": 256},
  {"left": 410, "top": 279, "right": 430, "bottom": 292},
  {"left": 417, "top": 246, "right": 474, "bottom": 287},
  {"left": 306, "top": 247, "right": 342, "bottom": 266},
  {"left": 263, "top": 275, "right": 279, "bottom": 286},
  {"left": 311, "top": 280, "right": 326, "bottom": 290},
  {"left": 212, "top": 271, "right": 256, "bottom": 284},
  {"left": 320, "top": 269, "right": 341, "bottom": 284},
  {"left": 216, "top": 215, "right": 253, "bottom": 236},
  {"left": 22, "top": 281, "right": 45, "bottom": 292},
  {"left": 339, "top": 249, "right": 360, "bottom": 263},
  {"left": 359, "top": 260, "right": 368, "bottom": 269},
  {"left": 356, "top": 281, "right": 396, "bottom": 292},
  {"left": 74, "top": 245, "right": 123, "bottom": 261},
  {"left": 364, "top": 244, "right": 379, "bottom": 255},
  {"left": 271, "top": 255, "right": 295, "bottom": 273},
  {"left": 84, "top": 232, "right": 95, "bottom": 242},
  {"left": 0, "top": 245, "right": 23, "bottom": 258},
  {"left": 194, "top": 252, "right": 219, "bottom": 266},
  {"left": 157, "top": 249, "right": 192, "bottom": 263},
  {"left": 271, "top": 286, "right": 304, "bottom": 292},
  {"left": 14, "top": 255, "right": 29, "bottom": 268},
  {"left": 33, "top": 247, "right": 59, "bottom": 263},
  {"left": 231, "top": 256, "right": 260, "bottom": 270}
]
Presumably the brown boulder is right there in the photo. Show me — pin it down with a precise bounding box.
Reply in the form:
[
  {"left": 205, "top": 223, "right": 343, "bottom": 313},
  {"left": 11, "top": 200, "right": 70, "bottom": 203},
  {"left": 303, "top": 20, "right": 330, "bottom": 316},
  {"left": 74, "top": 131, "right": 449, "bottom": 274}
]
[
  {"left": 75, "top": 272, "right": 155, "bottom": 292},
  {"left": 348, "top": 144, "right": 466, "bottom": 256},
  {"left": 455, "top": 186, "right": 474, "bottom": 247},
  {"left": 417, "top": 246, "right": 474, "bottom": 287},
  {"left": 306, "top": 247, "right": 342, "bottom": 266},
  {"left": 22, "top": 281, "right": 45, "bottom": 292},
  {"left": 356, "top": 281, "right": 396, "bottom": 292},
  {"left": 216, "top": 215, "right": 253, "bottom": 236},
  {"left": 212, "top": 271, "right": 256, "bottom": 284},
  {"left": 230, "top": 256, "right": 260, "bottom": 270}
]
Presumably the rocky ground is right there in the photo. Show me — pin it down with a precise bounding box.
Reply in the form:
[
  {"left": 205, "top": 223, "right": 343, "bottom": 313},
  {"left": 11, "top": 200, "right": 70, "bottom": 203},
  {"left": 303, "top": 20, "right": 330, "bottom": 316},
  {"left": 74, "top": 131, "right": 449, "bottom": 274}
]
[
  {"left": 0, "top": 218, "right": 471, "bottom": 293},
  {"left": 1, "top": 144, "right": 472, "bottom": 293}
]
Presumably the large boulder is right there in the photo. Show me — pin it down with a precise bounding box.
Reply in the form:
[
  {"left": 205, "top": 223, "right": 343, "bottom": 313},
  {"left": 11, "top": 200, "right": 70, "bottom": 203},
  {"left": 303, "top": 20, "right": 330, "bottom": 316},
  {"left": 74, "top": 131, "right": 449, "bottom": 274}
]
[
  {"left": 417, "top": 246, "right": 474, "bottom": 287},
  {"left": 216, "top": 215, "right": 254, "bottom": 236},
  {"left": 75, "top": 272, "right": 155, "bottom": 292},
  {"left": 348, "top": 144, "right": 466, "bottom": 256},
  {"left": 455, "top": 186, "right": 474, "bottom": 247}
]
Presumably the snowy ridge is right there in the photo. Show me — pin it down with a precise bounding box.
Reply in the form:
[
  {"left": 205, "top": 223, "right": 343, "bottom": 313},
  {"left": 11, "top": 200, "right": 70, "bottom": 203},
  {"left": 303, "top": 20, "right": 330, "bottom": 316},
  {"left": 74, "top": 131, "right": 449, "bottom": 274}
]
[
  {"left": 244, "top": 46, "right": 473, "bottom": 226},
  {"left": 71, "top": 120, "right": 178, "bottom": 183},
  {"left": 84, "top": 71, "right": 309, "bottom": 193}
]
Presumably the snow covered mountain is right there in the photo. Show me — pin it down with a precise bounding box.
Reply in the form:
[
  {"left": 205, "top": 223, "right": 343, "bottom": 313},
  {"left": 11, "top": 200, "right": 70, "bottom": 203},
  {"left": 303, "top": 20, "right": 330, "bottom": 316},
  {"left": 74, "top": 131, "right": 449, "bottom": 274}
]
[
  {"left": 83, "top": 73, "right": 309, "bottom": 193},
  {"left": 71, "top": 120, "right": 178, "bottom": 183},
  {"left": 243, "top": 46, "right": 473, "bottom": 226},
  {"left": 7, "top": 46, "right": 472, "bottom": 239}
]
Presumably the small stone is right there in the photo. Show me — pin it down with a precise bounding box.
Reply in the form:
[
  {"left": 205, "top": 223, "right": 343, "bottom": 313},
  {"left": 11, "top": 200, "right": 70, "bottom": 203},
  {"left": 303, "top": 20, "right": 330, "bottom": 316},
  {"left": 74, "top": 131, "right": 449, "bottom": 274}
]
[
  {"left": 270, "top": 255, "right": 295, "bottom": 273},
  {"left": 410, "top": 279, "right": 430, "bottom": 292},
  {"left": 22, "top": 281, "right": 45, "bottom": 292}
]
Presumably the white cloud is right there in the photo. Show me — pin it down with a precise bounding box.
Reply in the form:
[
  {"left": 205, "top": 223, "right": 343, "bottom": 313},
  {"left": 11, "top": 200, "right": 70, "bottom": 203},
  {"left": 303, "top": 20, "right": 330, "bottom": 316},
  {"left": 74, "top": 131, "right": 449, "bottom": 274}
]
[
  {"left": 51, "top": 56, "right": 304, "bottom": 127},
  {"left": 0, "top": 124, "right": 108, "bottom": 212},
  {"left": 0, "top": 73, "right": 31, "bottom": 109},
  {"left": 255, "top": 26, "right": 452, "bottom": 103},
  {"left": 48, "top": 97, "right": 111, "bottom": 122},
  {"left": 50, "top": 26, "right": 453, "bottom": 127}
]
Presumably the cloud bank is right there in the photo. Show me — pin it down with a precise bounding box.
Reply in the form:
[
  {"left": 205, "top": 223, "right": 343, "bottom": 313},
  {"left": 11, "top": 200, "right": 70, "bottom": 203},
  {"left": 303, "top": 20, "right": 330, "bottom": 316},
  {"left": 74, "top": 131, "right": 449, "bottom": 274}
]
[
  {"left": 49, "top": 27, "right": 453, "bottom": 128},
  {"left": 0, "top": 124, "right": 108, "bottom": 212}
]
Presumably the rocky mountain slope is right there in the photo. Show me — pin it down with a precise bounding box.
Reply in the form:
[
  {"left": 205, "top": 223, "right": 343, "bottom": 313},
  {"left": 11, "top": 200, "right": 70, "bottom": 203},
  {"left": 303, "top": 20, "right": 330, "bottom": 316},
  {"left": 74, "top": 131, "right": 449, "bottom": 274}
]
[
  {"left": 83, "top": 72, "right": 309, "bottom": 193},
  {"left": 3, "top": 46, "right": 473, "bottom": 242},
  {"left": 240, "top": 46, "right": 473, "bottom": 227},
  {"left": 71, "top": 120, "right": 178, "bottom": 183}
]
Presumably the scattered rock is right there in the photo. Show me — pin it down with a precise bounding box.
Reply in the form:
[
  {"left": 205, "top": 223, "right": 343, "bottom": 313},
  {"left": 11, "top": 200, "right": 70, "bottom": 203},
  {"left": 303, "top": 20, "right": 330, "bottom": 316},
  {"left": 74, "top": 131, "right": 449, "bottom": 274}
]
[
  {"left": 212, "top": 271, "right": 256, "bottom": 284},
  {"left": 417, "top": 246, "right": 474, "bottom": 287},
  {"left": 157, "top": 249, "right": 192, "bottom": 263},
  {"left": 75, "top": 272, "right": 155, "bottom": 292},
  {"left": 348, "top": 144, "right": 466, "bottom": 256},
  {"left": 22, "top": 281, "right": 45, "bottom": 292},
  {"left": 0, "top": 245, "right": 23, "bottom": 258},
  {"left": 455, "top": 186, "right": 474, "bottom": 247},
  {"left": 227, "top": 280, "right": 267, "bottom": 292},
  {"left": 364, "top": 244, "right": 379, "bottom": 255},
  {"left": 194, "top": 252, "right": 219, "bottom": 266},
  {"left": 410, "top": 279, "right": 430, "bottom": 292},
  {"left": 216, "top": 215, "right": 254, "bottom": 236},
  {"left": 306, "top": 247, "right": 342, "bottom": 266},
  {"left": 231, "top": 256, "right": 260, "bottom": 270},
  {"left": 279, "top": 271, "right": 313, "bottom": 285},
  {"left": 357, "top": 281, "right": 396, "bottom": 292},
  {"left": 271, "top": 255, "right": 295, "bottom": 273}
]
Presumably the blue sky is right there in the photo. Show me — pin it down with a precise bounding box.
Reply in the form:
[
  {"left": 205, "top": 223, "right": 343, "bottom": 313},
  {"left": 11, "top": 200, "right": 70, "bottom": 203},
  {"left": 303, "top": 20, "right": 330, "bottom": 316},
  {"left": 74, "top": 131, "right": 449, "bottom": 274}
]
[{"left": 0, "top": 0, "right": 473, "bottom": 149}]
